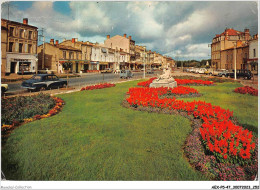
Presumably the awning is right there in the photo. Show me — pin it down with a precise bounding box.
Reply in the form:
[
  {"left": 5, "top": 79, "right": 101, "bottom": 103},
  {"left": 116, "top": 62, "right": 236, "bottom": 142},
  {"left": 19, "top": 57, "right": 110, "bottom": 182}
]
[{"left": 99, "top": 62, "right": 109, "bottom": 65}]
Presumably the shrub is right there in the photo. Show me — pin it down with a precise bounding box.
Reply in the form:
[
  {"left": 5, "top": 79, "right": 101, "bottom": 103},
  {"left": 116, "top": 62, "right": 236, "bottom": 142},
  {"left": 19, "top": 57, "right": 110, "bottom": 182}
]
[{"left": 234, "top": 86, "right": 258, "bottom": 96}]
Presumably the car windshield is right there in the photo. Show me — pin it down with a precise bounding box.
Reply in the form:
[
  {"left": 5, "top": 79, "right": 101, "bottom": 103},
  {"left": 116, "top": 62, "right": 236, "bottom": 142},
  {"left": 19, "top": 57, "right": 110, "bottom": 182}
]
[{"left": 31, "top": 75, "right": 42, "bottom": 80}]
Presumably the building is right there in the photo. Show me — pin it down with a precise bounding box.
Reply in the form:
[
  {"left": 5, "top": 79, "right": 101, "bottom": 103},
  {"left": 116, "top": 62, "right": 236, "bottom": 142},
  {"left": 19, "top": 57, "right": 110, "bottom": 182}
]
[
  {"left": 247, "top": 34, "right": 258, "bottom": 74},
  {"left": 135, "top": 45, "right": 147, "bottom": 70},
  {"left": 1, "top": 18, "right": 38, "bottom": 75},
  {"left": 104, "top": 34, "right": 135, "bottom": 70},
  {"left": 37, "top": 39, "right": 82, "bottom": 73},
  {"left": 221, "top": 43, "right": 249, "bottom": 71},
  {"left": 211, "top": 28, "right": 251, "bottom": 69},
  {"left": 60, "top": 38, "right": 93, "bottom": 72}
]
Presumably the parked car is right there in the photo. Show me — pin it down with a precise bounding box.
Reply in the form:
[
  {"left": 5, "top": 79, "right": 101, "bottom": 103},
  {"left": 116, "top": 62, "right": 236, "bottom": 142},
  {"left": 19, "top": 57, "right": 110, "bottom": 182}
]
[
  {"left": 21, "top": 74, "right": 67, "bottom": 91},
  {"left": 198, "top": 68, "right": 207, "bottom": 74},
  {"left": 204, "top": 68, "right": 214, "bottom": 75},
  {"left": 100, "top": 68, "right": 113, "bottom": 74},
  {"left": 226, "top": 70, "right": 253, "bottom": 80},
  {"left": 120, "top": 70, "right": 133, "bottom": 79},
  {"left": 146, "top": 68, "right": 154, "bottom": 74},
  {"left": 1, "top": 84, "right": 8, "bottom": 95},
  {"left": 213, "top": 69, "right": 229, "bottom": 77}
]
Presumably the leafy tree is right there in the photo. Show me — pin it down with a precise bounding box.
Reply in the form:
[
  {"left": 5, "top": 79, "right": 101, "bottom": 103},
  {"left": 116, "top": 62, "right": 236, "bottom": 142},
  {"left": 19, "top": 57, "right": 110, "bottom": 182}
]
[{"left": 62, "top": 62, "right": 72, "bottom": 88}]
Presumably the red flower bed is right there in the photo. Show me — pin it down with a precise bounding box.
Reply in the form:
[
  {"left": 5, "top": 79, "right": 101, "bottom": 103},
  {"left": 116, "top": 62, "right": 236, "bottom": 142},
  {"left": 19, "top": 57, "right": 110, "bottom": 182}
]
[
  {"left": 234, "top": 86, "right": 258, "bottom": 96},
  {"left": 175, "top": 79, "right": 214, "bottom": 86},
  {"left": 80, "top": 83, "right": 115, "bottom": 91},
  {"left": 170, "top": 86, "right": 198, "bottom": 95},
  {"left": 137, "top": 77, "right": 214, "bottom": 87},
  {"left": 137, "top": 77, "right": 157, "bottom": 87},
  {"left": 126, "top": 87, "right": 256, "bottom": 164}
]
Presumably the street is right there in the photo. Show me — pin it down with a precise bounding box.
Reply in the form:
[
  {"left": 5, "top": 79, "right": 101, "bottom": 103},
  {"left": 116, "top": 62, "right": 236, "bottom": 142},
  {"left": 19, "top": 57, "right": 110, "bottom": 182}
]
[{"left": 5, "top": 71, "right": 161, "bottom": 95}]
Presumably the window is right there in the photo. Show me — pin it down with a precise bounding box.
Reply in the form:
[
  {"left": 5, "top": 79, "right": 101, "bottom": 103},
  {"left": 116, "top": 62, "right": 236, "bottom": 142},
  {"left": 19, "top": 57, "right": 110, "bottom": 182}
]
[
  {"left": 28, "top": 44, "right": 32, "bottom": 53},
  {"left": 69, "top": 52, "right": 74, "bottom": 59},
  {"left": 63, "top": 51, "right": 66, "bottom": 59},
  {"left": 85, "top": 54, "right": 87, "bottom": 60},
  {"left": 253, "top": 49, "right": 256, "bottom": 57},
  {"left": 19, "top": 43, "right": 23, "bottom": 53},
  {"left": 9, "top": 27, "right": 14, "bottom": 36},
  {"left": 76, "top": 53, "right": 79, "bottom": 60},
  {"left": 29, "top": 31, "right": 32, "bottom": 39},
  {"left": 9, "top": 42, "right": 14, "bottom": 52},
  {"left": 20, "top": 29, "right": 24, "bottom": 38},
  {"left": 226, "top": 55, "right": 228, "bottom": 61}
]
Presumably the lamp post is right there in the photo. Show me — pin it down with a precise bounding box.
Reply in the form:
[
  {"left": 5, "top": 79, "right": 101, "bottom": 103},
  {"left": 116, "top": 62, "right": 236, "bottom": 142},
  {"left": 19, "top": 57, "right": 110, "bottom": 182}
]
[
  {"left": 143, "top": 47, "right": 146, "bottom": 79},
  {"left": 233, "top": 42, "right": 237, "bottom": 80}
]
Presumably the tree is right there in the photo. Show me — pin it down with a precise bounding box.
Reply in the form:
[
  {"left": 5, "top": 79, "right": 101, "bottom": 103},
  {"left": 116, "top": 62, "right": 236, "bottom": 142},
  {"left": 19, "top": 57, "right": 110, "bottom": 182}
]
[{"left": 62, "top": 62, "right": 72, "bottom": 88}]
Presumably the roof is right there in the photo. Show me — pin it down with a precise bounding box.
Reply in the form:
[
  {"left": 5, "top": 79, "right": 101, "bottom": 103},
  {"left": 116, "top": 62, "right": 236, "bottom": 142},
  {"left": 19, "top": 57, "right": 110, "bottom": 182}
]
[
  {"left": 39, "top": 43, "right": 81, "bottom": 51},
  {"left": 215, "top": 28, "right": 243, "bottom": 38},
  {"left": 1, "top": 18, "right": 38, "bottom": 29}
]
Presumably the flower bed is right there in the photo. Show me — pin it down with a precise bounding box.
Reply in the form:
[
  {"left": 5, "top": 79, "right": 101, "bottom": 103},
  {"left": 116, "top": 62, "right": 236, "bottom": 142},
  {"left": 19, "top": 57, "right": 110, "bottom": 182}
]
[
  {"left": 234, "top": 86, "right": 258, "bottom": 96},
  {"left": 137, "top": 77, "right": 214, "bottom": 87},
  {"left": 80, "top": 83, "right": 115, "bottom": 91},
  {"left": 124, "top": 85, "right": 257, "bottom": 180},
  {"left": 86, "top": 70, "right": 100, "bottom": 73},
  {"left": 1, "top": 95, "right": 65, "bottom": 145}
]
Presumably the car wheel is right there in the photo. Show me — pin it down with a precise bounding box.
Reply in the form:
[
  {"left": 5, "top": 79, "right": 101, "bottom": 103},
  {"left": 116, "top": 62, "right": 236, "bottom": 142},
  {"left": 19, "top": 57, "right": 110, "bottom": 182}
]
[{"left": 39, "top": 86, "right": 46, "bottom": 91}]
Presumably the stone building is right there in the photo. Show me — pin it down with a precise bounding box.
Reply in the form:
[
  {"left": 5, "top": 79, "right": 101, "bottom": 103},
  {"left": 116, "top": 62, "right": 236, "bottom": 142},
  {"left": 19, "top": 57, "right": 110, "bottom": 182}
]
[
  {"left": 221, "top": 43, "right": 249, "bottom": 71},
  {"left": 247, "top": 34, "right": 258, "bottom": 74},
  {"left": 60, "top": 38, "right": 93, "bottom": 72},
  {"left": 211, "top": 28, "right": 251, "bottom": 69},
  {"left": 37, "top": 39, "right": 82, "bottom": 73},
  {"left": 104, "top": 34, "right": 135, "bottom": 69},
  {"left": 1, "top": 18, "right": 38, "bottom": 75}
]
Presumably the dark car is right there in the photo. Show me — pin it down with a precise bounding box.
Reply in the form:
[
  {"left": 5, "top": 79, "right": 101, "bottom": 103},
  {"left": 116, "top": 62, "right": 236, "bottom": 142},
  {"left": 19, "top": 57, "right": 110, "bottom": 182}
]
[
  {"left": 21, "top": 74, "right": 67, "bottom": 91},
  {"left": 226, "top": 70, "right": 252, "bottom": 80}
]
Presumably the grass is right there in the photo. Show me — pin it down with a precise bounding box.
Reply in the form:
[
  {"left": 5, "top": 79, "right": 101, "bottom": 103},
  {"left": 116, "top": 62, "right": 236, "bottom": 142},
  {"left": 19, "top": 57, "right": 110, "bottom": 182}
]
[{"left": 1, "top": 80, "right": 258, "bottom": 180}]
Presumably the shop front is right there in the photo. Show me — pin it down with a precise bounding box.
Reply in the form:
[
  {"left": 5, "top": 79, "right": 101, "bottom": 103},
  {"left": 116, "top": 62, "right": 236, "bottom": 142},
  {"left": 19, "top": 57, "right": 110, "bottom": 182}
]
[
  {"left": 99, "top": 62, "right": 109, "bottom": 70},
  {"left": 90, "top": 61, "right": 99, "bottom": 71},
  {"left": 6, "top": 53, "right": 37, "bottom": 75}
]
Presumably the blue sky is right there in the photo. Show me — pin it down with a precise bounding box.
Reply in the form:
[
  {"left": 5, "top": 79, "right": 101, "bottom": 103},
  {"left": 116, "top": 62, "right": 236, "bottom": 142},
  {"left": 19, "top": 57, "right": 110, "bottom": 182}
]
[{"left": 1, "top": 1, "right": 258, "bottom": 60}]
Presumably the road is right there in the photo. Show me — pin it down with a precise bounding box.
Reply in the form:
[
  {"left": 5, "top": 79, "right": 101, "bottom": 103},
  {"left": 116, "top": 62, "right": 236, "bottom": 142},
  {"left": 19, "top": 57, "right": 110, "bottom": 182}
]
[{"left": 6, "top": 71, "right": 161, "bottom": 95}]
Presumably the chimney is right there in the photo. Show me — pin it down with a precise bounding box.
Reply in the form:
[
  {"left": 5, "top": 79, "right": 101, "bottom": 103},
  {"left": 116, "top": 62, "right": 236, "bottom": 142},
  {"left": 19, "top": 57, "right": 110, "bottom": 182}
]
[
  {"left": 124, "top": 34, "right": 127, "bottom": 38},
  {"left": 23, "top": 18, "right": 28, "bottom": 25},
  {"left": 55, "top": 40, "right": 59, "bottom": 45},
  {"left": 244, "top": 28, "right": 250, "bottom": 41},
  {"left": 72, "top": 38, "right": 75, "bottom": 43},
  {"left": 75, "top": 38, "right": 78, "bottom": 42},
  {"left": 50, "top": 39, "right": 54, "bottom": 45},
  {"left": 107, "top": 35, "right": 110, "bottom": 39},
  {"left": 128, "top": 36, "right": 132, "bottom": 40}
]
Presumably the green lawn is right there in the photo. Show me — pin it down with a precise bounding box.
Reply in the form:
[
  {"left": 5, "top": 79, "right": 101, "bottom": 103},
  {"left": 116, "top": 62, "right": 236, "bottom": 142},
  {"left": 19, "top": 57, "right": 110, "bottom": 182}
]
[{"left": 1, "top": 80, "right": 258, "bottom": 180}]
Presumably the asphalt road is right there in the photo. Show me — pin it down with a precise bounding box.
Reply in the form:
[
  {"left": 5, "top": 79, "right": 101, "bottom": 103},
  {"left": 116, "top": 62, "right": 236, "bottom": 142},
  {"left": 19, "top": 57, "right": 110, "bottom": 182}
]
[{"left": 6, "top": 71, "right": 161, "bottom": 94}]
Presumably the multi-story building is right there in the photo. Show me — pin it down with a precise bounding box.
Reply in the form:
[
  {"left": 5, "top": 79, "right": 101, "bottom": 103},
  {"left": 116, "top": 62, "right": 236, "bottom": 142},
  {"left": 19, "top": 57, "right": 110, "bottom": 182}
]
[
  {"left": 104, "top": 34, "right": 135, "bottom": 70},
  {"left": 60, "top": 38, "right": 93, "bottom": 71},
  {"left": 221, "top": 42, "right": 249, "bottom": 71},
  {"left": 1, "top": 18, "right": 38, "bottom": 75},
  {"left": 135, "top": 45, "right": 147, "bottom": 70},
  {"left": 153, "top": 52, "right": 163, "bottom": 68},
  {"left": 37, "top": 39, "right": 82, "bottom": 73},
  {"left": 211, "top": 28, "right": 251, "bottom": 69},
  {"left": 247, "top": 34, "right": 258, "bottom": 74}
]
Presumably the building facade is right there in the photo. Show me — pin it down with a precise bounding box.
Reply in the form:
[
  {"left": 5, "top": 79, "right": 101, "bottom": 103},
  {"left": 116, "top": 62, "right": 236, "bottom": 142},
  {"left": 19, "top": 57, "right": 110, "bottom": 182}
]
[
  {"left": 1, "top": 18, "right": 38, "bottom": 75},
  {"left": 211, "top": 28, "right": 251, "bottom": 69},
  {"left": 37, "top": 39, "right": 82, "bottom": 73},
  {"left": 247, "top": 34, "right": 258, "bottom": 74},
  {"left": 60, "top": 38, "right": 93, "bottom": 71}
]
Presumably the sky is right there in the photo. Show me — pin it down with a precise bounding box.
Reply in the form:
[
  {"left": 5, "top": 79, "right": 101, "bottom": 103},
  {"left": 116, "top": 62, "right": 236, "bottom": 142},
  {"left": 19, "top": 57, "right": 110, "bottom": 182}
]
[{"left": 1, "top": 1, "right": 258, "bottom": 61}]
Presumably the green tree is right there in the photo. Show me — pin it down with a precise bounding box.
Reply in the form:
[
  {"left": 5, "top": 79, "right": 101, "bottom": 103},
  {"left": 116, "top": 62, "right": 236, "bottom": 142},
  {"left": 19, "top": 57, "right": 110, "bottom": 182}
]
[{"left": 62, "top": 62, "right": 72, "bottom": 88}]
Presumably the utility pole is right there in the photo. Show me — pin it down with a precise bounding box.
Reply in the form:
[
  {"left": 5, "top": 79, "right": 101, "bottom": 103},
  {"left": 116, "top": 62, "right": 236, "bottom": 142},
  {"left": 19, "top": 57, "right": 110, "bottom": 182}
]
[
  {"left": 233, "top": 42, "right": 237, "bottom": 80},
  {"left": 38, "top": 28, "right": 45, "bottom": 70}
]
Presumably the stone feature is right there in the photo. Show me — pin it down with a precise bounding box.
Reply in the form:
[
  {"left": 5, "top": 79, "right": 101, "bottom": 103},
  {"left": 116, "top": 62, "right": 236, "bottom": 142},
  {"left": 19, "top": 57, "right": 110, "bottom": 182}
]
[{"left": 149, "top": 64, "right": 177, "bottom": 88}]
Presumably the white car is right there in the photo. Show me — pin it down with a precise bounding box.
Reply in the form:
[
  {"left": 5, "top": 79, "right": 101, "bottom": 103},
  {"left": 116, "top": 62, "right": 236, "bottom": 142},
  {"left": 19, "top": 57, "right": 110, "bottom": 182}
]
[{"left": 198, "top": 68, "right": 207, "bottom": 74}]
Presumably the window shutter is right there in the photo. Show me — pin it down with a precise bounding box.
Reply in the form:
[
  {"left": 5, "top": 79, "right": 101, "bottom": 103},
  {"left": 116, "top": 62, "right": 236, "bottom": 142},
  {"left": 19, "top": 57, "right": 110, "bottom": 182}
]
[{"left": 25, "top": 44, "right": 28, "bottom": 53}]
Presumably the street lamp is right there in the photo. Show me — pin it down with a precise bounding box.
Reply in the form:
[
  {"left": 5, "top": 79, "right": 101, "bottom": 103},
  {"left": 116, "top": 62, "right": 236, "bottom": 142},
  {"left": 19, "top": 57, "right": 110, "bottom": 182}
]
[
  {"left": 143, "top": 47, "right": 146, "bottom": 79},
  {"left": 233, "top": 42, "right": 237, "bottom": 80}
]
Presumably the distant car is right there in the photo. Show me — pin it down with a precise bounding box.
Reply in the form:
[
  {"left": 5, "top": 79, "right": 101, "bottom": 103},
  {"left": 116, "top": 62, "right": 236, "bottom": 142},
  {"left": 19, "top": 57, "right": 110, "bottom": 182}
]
[
  {"left": 146, "top": 68, "right": 154, "bottom": 74},
  {"left": 226, "top": 70, "right": 253, "bottom": 80},
  {"left": 100, "top": 68, "right": 113, "bottom": 74},
  {"left": 21, "top": 74, "right": 67, "bottom": 91},
  {"left": 204, "top": 69, "right": 214, "bottom": 75},
  {"left": 120, "top": 70, "right": 133, "bottom": 79},
  {"left": 217, "top": 69, "right": 229, "bottom": 77},
  {"left": 198, "top": 68, "right": 207, "bottom": 74},
  {"left": 1, "top": 84, "right": 8, "bottom": 95},
  {"left": 213, "top": 69, "right": 228, "bottom": 76}
]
